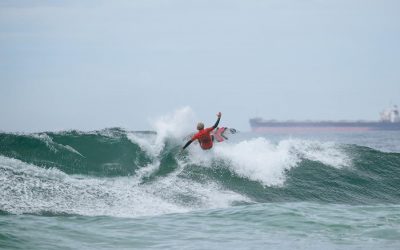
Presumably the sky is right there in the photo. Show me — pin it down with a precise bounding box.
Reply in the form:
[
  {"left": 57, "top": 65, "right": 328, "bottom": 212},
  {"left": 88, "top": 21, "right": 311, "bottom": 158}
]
[{"left": 0, "top": 0, "right": 399, "bottom": 132}]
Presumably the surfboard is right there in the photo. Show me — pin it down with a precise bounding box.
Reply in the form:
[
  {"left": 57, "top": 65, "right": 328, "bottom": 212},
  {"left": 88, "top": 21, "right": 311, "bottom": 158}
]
[{"left": 211, "top": 127, "right": 237, "bottom": 142}]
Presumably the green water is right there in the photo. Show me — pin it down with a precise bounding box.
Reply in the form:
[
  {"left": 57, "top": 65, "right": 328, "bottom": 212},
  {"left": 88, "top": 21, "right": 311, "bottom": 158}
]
[{"left": 1, "top": 129, "right": 400, "bottom": 249}]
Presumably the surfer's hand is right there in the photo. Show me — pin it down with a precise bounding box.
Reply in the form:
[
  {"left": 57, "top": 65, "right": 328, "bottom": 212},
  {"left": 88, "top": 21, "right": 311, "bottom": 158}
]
[{"left": 217, "top": 112, "right": 221, "bottom": 118}]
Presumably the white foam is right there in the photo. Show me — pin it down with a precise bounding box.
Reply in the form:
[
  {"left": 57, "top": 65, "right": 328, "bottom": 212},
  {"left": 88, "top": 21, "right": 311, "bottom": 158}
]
[
  {"left": 63, "top": 145, "right": 85, "bottom": 157},
  {"left": 150, "top": 106, "right": 196, "bottom": 141},
  {"left": 0, "top": 154, "right": 248, "bottom": 218},
  {"left": 127, "top": 132, "right": 158, "bottom": 157},
  {"left": 131, "top": 108, "right": 351, "bottom": 188},
  {"left": 133, "top": 161, "right": 161, "bottom": 181},
  {"left": 126, "top": 107, "right": 198, "bottom": 182},
  {"left": 212, "top": 138, "right": 351, "bottom": 187},
  {"left": 30, "top": 133, "right": 85, "bottom": 157},
  {"left": 213, "top": 138, "right": 298, "bottom": 186},
  {"left": 31, "top": 133, "right": 58, "bottom": 152},
  {"left": 287, "top": 139, "right": 351, "bottom": 168}
]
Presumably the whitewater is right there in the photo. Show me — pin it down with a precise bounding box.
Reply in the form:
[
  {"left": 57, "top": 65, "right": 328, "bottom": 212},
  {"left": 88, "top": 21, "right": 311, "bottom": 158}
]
[{"left": 1, "top": 107, "right": 400, "bottom": 249}]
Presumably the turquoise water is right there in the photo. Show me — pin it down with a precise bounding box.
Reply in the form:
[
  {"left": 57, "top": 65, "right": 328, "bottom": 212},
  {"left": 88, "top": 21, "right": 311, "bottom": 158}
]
[
  {"left": 2, "top": 203, "right": 400, "bottom": 250},
  {"left": 1, "top": 128, "right": 400, "bottom": 249}
]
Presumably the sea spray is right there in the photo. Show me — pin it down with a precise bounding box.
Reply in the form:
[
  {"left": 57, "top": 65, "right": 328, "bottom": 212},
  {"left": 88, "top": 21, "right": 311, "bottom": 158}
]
[{"left": 148, "top": 106, "right": 196, "bottom": 154}]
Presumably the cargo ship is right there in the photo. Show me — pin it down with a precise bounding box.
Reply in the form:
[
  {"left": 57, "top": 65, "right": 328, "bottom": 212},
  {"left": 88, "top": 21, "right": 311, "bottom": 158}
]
[{"left": 250, "top": 105, "right": 400, "bottom": 132}]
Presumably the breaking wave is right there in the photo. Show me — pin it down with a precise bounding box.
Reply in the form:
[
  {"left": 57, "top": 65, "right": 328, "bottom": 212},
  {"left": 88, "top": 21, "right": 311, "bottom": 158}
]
[{"left": 1, "top": 108, "right": 400, "bottom": 217}]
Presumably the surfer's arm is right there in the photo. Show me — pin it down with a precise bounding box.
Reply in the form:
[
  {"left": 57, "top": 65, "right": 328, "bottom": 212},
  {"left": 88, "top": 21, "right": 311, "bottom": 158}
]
[
  {"left": 182, "top": 140, "right": 193, "bottom": 150},
  {"left": 212, "top": 112, "right": 222, "bottom": 129}
]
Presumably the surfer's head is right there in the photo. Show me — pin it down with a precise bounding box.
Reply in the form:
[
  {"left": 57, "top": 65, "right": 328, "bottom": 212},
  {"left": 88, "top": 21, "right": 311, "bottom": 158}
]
[{"left": 197, "top": 122, "right": 204, "bottom": 130}]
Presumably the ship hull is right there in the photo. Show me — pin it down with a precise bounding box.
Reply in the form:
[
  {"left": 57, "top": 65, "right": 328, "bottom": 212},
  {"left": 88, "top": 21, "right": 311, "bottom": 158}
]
[{"left": 249, "top": 119, "right": 400, "bottom": 133}]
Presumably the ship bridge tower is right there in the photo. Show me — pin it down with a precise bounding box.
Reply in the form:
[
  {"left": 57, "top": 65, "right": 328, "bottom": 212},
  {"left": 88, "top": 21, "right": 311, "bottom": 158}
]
[
  {"left": 380, "top": 105, "right": 400, "bottom": 123},
  {"left": 391, "top": 105, "right": 400, "bottom": 123}
]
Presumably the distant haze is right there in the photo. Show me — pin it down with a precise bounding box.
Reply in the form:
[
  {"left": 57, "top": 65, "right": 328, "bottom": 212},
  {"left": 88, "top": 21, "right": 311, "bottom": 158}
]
[{"left": 1, "top": 0, "right": 399, "bottom": 132}]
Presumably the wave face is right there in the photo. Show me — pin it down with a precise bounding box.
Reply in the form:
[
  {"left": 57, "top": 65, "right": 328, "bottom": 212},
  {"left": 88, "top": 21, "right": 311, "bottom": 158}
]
[
  {"left": 1, "top": 110, "right": 400, "bottom": 217},
  {"left": 1, "top": 130, "right": 400, "bottom": 217},
  {"left": 0, "top": 128, "right": 153, "bottom": 176}
]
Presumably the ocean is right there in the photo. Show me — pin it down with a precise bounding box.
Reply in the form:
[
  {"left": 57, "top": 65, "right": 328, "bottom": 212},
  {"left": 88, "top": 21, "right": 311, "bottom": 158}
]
[{"left": 1, "top": 115, "right": 400, "bottom": 249}]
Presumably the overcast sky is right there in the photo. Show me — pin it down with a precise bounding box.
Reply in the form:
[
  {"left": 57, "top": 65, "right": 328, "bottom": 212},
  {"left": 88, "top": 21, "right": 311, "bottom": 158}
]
[{"left": 1, "top": 0, "right": 399, "bottom": 132}]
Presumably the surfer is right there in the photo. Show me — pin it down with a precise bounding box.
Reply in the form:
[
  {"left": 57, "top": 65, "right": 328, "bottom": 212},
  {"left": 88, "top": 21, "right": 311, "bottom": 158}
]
[{"left": 182, "top": 112, "right": 222, "bottom": 151}]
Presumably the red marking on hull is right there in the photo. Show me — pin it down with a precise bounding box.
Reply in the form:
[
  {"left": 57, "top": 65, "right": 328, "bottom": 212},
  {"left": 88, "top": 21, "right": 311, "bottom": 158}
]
[{"left": 252, "top": 127, "right": 373, "bottom": 133}]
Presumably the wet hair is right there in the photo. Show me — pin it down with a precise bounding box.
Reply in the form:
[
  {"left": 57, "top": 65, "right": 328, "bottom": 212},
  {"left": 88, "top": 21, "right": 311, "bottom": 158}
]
[{"left": 197, "top": 122, "right": 204, "bottom": 130}]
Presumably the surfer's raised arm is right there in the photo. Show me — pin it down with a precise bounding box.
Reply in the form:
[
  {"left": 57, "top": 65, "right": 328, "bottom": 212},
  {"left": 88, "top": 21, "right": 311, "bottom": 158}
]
[{"left": 212, "top": 112, "right": 222, "bottom": 129}]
